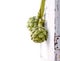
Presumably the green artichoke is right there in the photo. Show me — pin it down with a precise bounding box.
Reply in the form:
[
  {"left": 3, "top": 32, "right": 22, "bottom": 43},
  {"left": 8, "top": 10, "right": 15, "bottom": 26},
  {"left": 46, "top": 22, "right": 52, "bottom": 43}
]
[
  {"left": 27, "top": 17, "right": 48, "bottom": 43},
  {"left": 31, "top": 27, "right": 48, "bottom": 43},
  {"left": 27, "top": 16, "right": 38, "bottom": 31},
  {"left": 27, "top": 0, "right": 48, "bottom": 43}
]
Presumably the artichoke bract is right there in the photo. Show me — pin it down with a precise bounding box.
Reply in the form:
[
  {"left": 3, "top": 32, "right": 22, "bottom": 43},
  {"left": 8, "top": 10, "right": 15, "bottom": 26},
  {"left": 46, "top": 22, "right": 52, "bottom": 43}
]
[{"left": 27, "top": 0, "right": 48, "bottom": 43}]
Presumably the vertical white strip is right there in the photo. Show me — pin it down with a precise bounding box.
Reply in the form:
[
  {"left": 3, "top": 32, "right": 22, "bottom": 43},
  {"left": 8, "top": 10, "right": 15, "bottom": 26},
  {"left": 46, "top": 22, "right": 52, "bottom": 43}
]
[{"left": 46, "top": 0, "right": 55, "bottom": 61}]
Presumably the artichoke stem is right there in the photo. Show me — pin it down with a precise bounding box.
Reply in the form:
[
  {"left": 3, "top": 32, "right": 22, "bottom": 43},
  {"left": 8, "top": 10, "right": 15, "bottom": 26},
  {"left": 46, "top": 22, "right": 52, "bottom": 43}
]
[{"left": 37, "top": 0, "right": 46, "bottom": 19}]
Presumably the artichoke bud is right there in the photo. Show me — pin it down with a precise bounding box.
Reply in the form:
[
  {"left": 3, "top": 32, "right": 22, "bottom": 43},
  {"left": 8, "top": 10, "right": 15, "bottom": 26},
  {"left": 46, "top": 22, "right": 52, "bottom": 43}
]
[
  {"left": 27, "top": 16, "right": 38, "bottom": 31},
  {"left": 27, "top": 0, "right": 48, "bottom": 43},
  {"left": 31, "top": 27, "right": 48, "bottom": 43}
]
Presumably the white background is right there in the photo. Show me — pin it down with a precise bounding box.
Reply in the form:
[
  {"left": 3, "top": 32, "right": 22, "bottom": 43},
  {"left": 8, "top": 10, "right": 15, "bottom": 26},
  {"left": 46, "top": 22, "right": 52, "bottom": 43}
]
[{"left": 0, "top": 0, "right": 54, "bottom": 61}]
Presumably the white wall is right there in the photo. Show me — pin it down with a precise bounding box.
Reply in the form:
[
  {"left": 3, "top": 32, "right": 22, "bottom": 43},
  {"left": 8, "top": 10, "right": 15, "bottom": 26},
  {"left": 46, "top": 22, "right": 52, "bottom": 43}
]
[
  {"left": 0, "top": 0, "right": 55, "bottom": 61},
  {"left": 46, "top": 0, "right": 55, "bottom": 61}
]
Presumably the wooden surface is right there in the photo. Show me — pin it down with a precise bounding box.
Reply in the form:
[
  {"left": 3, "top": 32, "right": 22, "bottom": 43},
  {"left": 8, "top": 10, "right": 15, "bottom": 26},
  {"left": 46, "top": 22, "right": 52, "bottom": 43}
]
[{"left": 55, "top": 0, "right": 60, "bottom": 61}]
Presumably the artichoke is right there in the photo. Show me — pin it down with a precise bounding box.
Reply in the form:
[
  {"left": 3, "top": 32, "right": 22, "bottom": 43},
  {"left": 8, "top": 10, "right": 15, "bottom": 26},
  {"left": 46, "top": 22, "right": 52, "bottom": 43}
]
[
  {"left": 31, "top": 27, "right": 48, "bottom": 43},
  {"left": 27, "top": 17, "right": 48, "bottom": 43},
  {"left": 27, "top": 16, "right": 38, "bottom": 31},
  {"left": 27, "top": 0, "right": 48, "bottom": 43}
]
